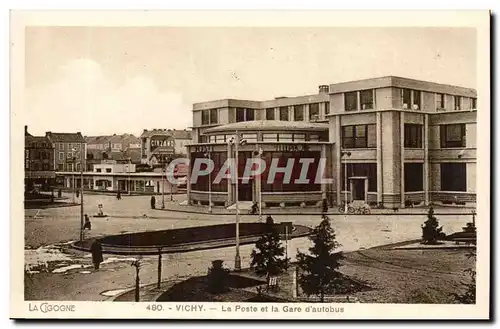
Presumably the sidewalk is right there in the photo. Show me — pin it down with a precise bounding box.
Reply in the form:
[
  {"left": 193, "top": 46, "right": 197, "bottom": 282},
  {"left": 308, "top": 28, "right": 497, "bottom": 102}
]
[{"left": 159, "top": 201, "right": 476, "bottom": 217}]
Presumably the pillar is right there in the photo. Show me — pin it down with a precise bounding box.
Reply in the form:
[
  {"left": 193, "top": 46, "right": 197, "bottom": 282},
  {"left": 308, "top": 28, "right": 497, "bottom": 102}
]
[
  {"left": 320, "top": 144, "right": 327, "bottom": 197},
  {"left": 289, "top": 105, "right": 294, "bottom": 121},
  {"left": 304, "top": 104, "right": 310, "bottom": 121},
  {"left": 227, "top": 145, "right": 233, "bottom": 205},
  {"left": 400, "top": 111, "right": 405, "bottom": 208},
  {"left": 364, "top": 178, "right": 369, "bottom": 202},
  {"left": 356, "top": 91, "right": 361, "bottom": 110},
  {"left": 376, "top": 112, "right": 383, "bottom": 204},
  {"left": 335, "top": 116, "right": 342, "bottom": 205},
  {"left": 424, "top": 113, "right": 430, "bottom": 205}
]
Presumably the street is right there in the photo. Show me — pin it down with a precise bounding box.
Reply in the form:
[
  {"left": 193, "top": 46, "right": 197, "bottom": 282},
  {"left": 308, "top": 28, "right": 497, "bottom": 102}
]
[{"left": 25, "top": 192, "right": 473, "bottom": 301}]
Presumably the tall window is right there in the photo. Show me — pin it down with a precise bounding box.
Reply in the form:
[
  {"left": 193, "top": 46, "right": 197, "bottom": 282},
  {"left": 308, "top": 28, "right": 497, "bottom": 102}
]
[
  {"left": 436, "top": 93, "right": 445, "bottom": 110},
  {"left": 324, "top": 102, "right": 330, "bottom": 115},
  {"left": 342, "top": 124, "right": 376, "bottom": 148},
  {"left": 266, "top": 108, "right": 275, "bottom": 120},
  {"left": 309, "top": 103, "right": 319, "bottom": 120},
  {"left": 236, "top": 108, "right": 246, "bottom": 122},
  {"left": 59, "top": 143, "right": 64, "bottom": 150},
  {"left": 404, "top": 124, "right": 423, "bottom": 148},
  {"left": 209, "top": 109, "right": 218, "bottom": 124},
  {"left": 294, "top": 105, "right": 304, "bottom": 121},
  {"left": 441, "top": 163, "right": 466, "bottom": 191},
  {"left": 345, "top": 92, "right": 357, "bottom": 111},
  {"left": 201, "top": 110, "right": 210, "bottom": 125},
  {"left": 412, "top": 90, "right": 421, "bottom": 110},
  {"left": 279, "top": 107, "right": 289, "bottom": 121},
  {"left": 440, "top": 124, "right": 466, "bottom": 148},
  {"left": 471, "top": 97, "right": 477, "bottom": 109},
  {"left": 404, "top": 163, "right": 423, "bottom": 191},
  {"left": 246, "top": 108, "right": 255, "bottom": 121},
  {"left": 360, "top": 89, "right": 374, "bottom": 110},
  {"left": 454, "top": 95, "right": 462, "bottom": 110},
  {"left": 401, "top": 88, "right": 411, "bottom": 108}
]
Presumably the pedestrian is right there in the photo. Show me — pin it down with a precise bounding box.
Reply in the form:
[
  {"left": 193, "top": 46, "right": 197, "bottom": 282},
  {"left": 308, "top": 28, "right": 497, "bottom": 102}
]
[
  {"left": 83, "top": 214, "right": 91, "bottom": 230},
  {"left": 76, "top": 189, "right": 80, "bottom": 198},
  {"left": 90, "top": 239, "right": 103, "bottom": 270},
  {"left": 150, "top": 196, "right": 156, "bottom": 209},
  {"left": 58, "top": 189, "right": 62, "bottom": 198},
  {"left": 322, "top": 198, "right": 328, "bottom": 214},
  {"left": 116, "top": 191, "right": 121, "bottom": 200}
]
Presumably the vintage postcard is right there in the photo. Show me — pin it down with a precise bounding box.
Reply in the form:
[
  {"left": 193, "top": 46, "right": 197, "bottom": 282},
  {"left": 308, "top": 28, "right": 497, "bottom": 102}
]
[{"left": 10, "top": 10, "right": 490, "bottom": 320}]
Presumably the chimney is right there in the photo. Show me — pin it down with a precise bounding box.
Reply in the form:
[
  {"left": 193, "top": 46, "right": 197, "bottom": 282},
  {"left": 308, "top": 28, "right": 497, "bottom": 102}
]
[
  {"left": 143, "top": 129, "right": 147, "bottom": 132},
  {"left": 318, "top": 85, "right": 329, "bottom": 94},
  {"left": 24, "top": 125, "right": 28, "bottom": 135},
  {"left": 46, "top": 131, "right": 52, "bottom": 137}
]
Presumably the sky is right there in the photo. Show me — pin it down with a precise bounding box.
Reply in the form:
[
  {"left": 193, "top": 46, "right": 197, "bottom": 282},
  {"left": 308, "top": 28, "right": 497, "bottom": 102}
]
[{"left": 24, "top": 27, "right": 477, "bottom": 136}]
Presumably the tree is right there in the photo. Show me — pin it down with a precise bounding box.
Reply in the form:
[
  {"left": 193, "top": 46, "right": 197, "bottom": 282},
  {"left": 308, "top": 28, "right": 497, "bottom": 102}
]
[
  {"left": 296, "top": 216, "right": 344, "bottom": 302},
  {"left": 206, "top": 260, "right": 230, "bottom": 294},
  {"left": 250, "top": 216, "right": 288, "bottom": 276},
  {"left": 421, "top": 206, "right": 444, "bottom": 244}
]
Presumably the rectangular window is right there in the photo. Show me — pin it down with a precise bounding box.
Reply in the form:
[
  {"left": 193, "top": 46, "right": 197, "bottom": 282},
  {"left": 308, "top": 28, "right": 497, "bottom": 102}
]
[
  {"left": 209, "top": 109, "right": 218, "bottom": 124},
  {"left": 266, "top": 108, "right": 275, "bottom": 120},
  {"left": 59, "top": 143, "right": 64, "bottom": 150},
  {"left": 401, "top": 88, "right": 411, "bottom": 108},
  {"left": 440, "top": 124, "right": 466, "bottom": 148},
  {"left": 454, "top": 96, "right": 461, "bottom": 110},
  {"left": 68, "top": 163, "right": 74, "bottom": 172},
  {"left": 436, "top": 93, "right": 445, "bottom": 110},
  {"left": 293, "top": 133, "right": 306, "bottom": 142},
  {"left": 96, "top": 168, "right": 102, "bottom": 172},
  {"left": 58, "top": 163, "right": 63, "bottom": 171},
  {"left": 345, "top": 92, "right": 357, "bottom": 111},
  {"left": 441, "top": 163, "right": 466, "bottom": 191},
  {"left": 215, "top": 135, "right": 225, "bottom": 143},
  {"left": 241, "top": 133, "right": 257, "bottom": 142},
  {"left": 201, "top": 110, "right": 209, "bottom": 125},
  {"left": 360, "top": 89, "right": 374, "bottom": 110},
  {"left": 262, "top": 133, "right": 278, "bottom": 142},
  {"left": 208, "top": 135, "right": 216, "bottom": 143},
  {"left": 324, "top": 102, "right": 330, "bottom": 115},
  {"left": 309, "top": 103, "right": 319, "bottom": 120},
  {"left": 471, "top": 97, "right": 477, "bottom": 109},
  {"left": 59, "top": 152, "right": 64, "bottom": 160},
  {"left": 246, "top": 109, "right": 255, "bottom": 121},
  {"left": 67, "top": 152, "right": 72, "bottom": 159},
  {"left": 76, "top": 163, "right": 80, "bottom": 171},
  {"left": 279, "top": 107, "right": 289, "bottom": 121},
  {"left": 294, "top": 105, "right": 304, "bottom": 121},
  {"left": 412, "top": 90, "right": 421, "bottom": 110},
  {"left": 278, "top": 133, "right": 293, "bottom": 142},
  {"left": 342, "top": 124, "right": 376, "bottom": 148},
  {"left": 404, "top": 163, "right": 423, "bottom": 192},
  {"left": 236, "top": 108, "right": 245, "bottom": 122},
  {"left": 106, "top": 168, "right": 112, "bottom": 173},
  {"left": 309, "top": 134, "right": 319, "bottom": 142},
  {"left": 404, "top": 124, "right": 423, "bottom": 148}
]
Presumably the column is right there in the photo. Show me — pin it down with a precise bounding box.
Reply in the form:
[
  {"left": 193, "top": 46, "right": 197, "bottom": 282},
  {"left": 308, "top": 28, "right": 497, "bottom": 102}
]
[
  {"left": 289, "top": 105, "right": 294, "bottom": 121},
  {"left": 423, "top": 114, "right": 430, "bottom": 205},
  {"left": 305, "top": 104, "right": 310, "bottom": 121},
  {"left": 335, "top": 116, "right": 342, "bottom": 205},
  {"left": 227, "top": 144, "right": 233, "bottom": 205},
  {"left": 186, "top": 149, "right": 191, "bottom": 204},
  {"left": 356, "top": 91, "right": 361, "bottom": 111},
  {"left": 400, "top": 111, "right": 405, "bottom": 208},
  {"left": 376, "top": 112, "right": 383, "bottom": 204},
  {"left": 364, "top": 178, "right": 369, "bottom": 202},
  {"left": 321, "top": 144, "right": 327, "bottom": 197}
]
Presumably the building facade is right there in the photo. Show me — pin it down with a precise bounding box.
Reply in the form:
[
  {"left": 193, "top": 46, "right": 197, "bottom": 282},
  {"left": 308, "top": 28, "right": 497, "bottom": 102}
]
[
  {"left": 187, "top": 76, "right": 477, "bottom": 208},
  {"left": 140, "top": 129, "right": 192, "bottom": 166},
  {"left": 46, "top": 132, "right": 87, "bottom": 173},
  {"left": 25, "top": 126, "right": 56, "bottom": 192}
]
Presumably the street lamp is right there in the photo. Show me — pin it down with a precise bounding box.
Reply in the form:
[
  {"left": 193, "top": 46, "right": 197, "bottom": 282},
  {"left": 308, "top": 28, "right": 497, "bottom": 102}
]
[
  {"left": 204, "top": 152, "right": 212, "bottom": 213},
  {"left": 169, "top": 158, "right": 173, "bottom": 202},
  {"left": 127, "top": 157, "right": 131, "bottom": 195},
  {"left": 161, "top": 162, "right": 166, "bottom": 209},
  {"left": 73, "top": 146, "right": 85, "bottom": 242},
  {"left": 341, "top": 151, "right": 351, "bottom": 213}
]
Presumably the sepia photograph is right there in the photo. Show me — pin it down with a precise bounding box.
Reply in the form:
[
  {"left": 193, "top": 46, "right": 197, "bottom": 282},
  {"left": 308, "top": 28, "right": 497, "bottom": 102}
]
[{"left": 10, "top": 10, "right": 490, "bottom": 320}]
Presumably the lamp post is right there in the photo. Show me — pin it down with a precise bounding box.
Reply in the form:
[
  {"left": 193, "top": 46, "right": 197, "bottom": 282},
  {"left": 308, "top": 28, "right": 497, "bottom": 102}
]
[
  {"left": 204, "top": 152, "right": 212, "bottom": 213},
  {"left": 234, "top": 132, "right": 241, "bottom": 271},
  {"left": 128, "top": 157, "right": 131, "bottom": 195},
  {"left": 341, "top": 151, "right": 351, "bottom": 213},
  {"left": 73, "top": 146, "right": 85, "bottom": 242},
  {"left": 169, "top": 158, "right": 173, "bottom": 202},
  {"left": 161, "top": 162, "right": 166, "bottom": 209}
]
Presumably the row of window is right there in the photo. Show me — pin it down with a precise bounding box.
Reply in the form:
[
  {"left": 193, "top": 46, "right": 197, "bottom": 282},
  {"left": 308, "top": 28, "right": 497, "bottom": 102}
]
[
  {"left": 95, "top": 168, "right": 112, "bottom": 173},
  {"left": 341, "top": 123, "right": 466, "bottom": 149},
  {"left": 57, "top": 143, "right": 83, "bottom": 151},
  {"left": 25, "top": 150, "right": 52, "bottom": 160},
  {"left": 436, "top": 93, "right": 477, "bottom": 111},
  {"left": 26, "top": 142, "right": 50, "bottom": 148},
  {"left": 25, "top": 163, "right": 53, "bottom": 171},
  {"left": 56, "top": 163, "right": 81, "bottom": 171},
  {"left": 203, "top": 132, "right": 325, "bottom": 144},
  {"left": 58, "top": 152, "right": 81, "bottom": 160}
]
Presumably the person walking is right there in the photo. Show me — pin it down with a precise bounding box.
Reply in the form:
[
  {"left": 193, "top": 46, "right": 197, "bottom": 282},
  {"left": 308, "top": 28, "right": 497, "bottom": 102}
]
[
  {"left": 116, "top": 191, "right": 121, "bottom": 200},
  {"left": 322, "top": 198, "right": 328, "bottom": 215},
  {"left": 90, "top": 239, "right": 103, "bottom": 270},
  {"left": 83, "top": 214, "right": 91, "bottom": 230},
  {"left": 150, "top": 196, "right": 156, "bottom": 209}
]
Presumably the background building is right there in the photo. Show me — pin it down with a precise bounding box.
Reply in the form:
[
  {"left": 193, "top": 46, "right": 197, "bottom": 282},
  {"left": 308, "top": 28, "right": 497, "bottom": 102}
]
[
  {"left": 25, "top": 126, "right": 55, "bottom": 193},
  {"left": 188, "top": 76, "right": 477, "bottom": 208},
  {"left": 46, "top": 131, "right": 86, "bottom": 173},
  {"left": 140, "top": 129, "right": 192, "bottom": 167}
]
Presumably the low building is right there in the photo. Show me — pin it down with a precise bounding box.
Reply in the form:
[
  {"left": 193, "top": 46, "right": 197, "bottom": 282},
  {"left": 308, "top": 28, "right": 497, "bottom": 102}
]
[
  {"left": 187, "top": 76, "right": 477, "bottom": 208},
  {"left": 140, "top": 128, "right": 192, "bottom": 166}
]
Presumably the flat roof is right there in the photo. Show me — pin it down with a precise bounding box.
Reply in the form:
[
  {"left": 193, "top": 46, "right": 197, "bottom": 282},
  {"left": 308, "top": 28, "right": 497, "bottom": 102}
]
[{"left": 204, "top": 120, "right": 329, "bottom": 133}]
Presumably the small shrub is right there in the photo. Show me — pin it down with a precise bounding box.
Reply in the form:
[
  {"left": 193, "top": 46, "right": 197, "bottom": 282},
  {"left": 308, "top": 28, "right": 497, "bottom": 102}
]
[
  {"left": 206, "top": 260, "right": 230, "bottom": 294},
  {"left": 421, "top": 206, "right": 444, "bottom": 244}
]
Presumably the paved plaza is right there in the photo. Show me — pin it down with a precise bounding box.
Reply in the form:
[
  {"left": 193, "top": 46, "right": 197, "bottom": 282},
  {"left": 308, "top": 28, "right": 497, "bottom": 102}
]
[{"left": 24, "top": 192, "right": 475, "bottom": 301}]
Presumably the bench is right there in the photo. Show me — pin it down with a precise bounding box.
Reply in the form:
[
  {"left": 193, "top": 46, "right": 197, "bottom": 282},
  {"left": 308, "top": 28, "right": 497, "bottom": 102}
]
[{"left": 267, "top": 276, "right": 279, "bottom": 292}]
